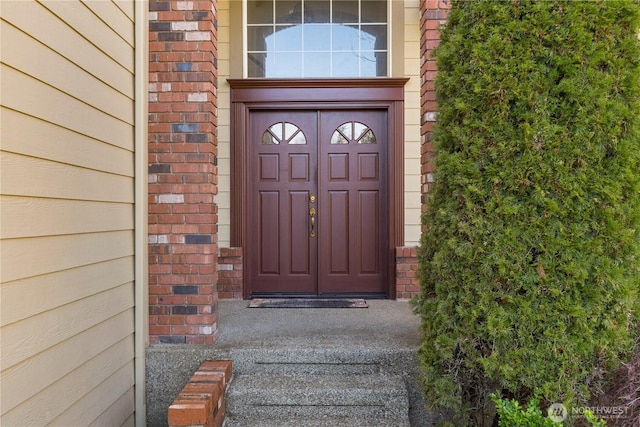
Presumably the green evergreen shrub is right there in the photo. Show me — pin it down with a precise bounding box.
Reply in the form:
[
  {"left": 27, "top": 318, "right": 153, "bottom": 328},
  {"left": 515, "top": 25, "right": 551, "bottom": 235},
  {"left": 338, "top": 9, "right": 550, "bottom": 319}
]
[
  {"left": 414, "top": 1, "right": 640, "bottom": 425},
  {"left": 492, "top": 394, "right": 561, "bottom": 426},
  {"left": 491, "top": 394, "right": 606, "bottom": 427}
]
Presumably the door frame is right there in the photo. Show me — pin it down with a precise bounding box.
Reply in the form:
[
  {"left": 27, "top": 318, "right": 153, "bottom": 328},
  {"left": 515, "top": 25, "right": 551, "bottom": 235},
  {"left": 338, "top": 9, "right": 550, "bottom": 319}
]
[{"left": 228, "top": 78, "right": 408, "bottom": 299}]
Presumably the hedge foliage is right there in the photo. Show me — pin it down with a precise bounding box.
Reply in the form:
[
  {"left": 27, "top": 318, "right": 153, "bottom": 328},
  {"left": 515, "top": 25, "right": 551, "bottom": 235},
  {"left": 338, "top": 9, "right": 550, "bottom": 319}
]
[{"left": 414, "top": 1, "right": 640, "bottom": 425}]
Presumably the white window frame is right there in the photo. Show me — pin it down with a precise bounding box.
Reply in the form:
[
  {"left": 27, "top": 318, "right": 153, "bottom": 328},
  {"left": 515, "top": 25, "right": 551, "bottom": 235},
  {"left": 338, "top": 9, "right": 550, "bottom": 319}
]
[{"left": 242, "top": 0, "right": 392, "bottom": 78}]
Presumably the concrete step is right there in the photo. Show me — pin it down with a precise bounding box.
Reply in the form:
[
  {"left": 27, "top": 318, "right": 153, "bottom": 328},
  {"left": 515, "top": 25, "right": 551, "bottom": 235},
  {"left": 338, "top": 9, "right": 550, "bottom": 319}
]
[
  {"left": 225, "top": 373, "right": 410, "bottom": 425},
  {"left": 145, "top": 300, "right": 436, "bottom": 426},
  {"left": 227, "top": 347, "right": 417, "bottom": 376},
  {"left": 224, "top": 417, "right": 411, "bottom": 427}
]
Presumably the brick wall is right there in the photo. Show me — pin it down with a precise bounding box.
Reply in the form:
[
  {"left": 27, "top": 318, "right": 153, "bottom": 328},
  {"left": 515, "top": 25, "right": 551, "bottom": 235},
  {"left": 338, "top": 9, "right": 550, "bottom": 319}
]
[
  {"left": 148, "top": 0, "right": 219, "bottom": 344},
  {"left": 218, "top": 247, "right": 243, "bottom": 299},
  {"left": 420, "top": 0, "right": 450, "bottom": 212},
  {"left": 396, "top": 247, "right": 420, "bottom": 299}
]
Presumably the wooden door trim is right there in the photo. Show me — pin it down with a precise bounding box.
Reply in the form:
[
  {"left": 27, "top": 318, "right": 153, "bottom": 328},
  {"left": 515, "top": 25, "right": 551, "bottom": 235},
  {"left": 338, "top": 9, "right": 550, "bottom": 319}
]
[
  {"left": 229, "top": 79, "right": 408, "bottom": 298},
  {"left": 229, "top": 78, "right": 409, "bottom": 102}
]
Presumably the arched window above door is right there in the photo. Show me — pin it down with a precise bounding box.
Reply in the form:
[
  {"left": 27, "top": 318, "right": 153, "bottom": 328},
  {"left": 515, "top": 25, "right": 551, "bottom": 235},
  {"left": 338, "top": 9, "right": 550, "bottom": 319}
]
[
  {"left": 330, "top": 121, "right": 376, "bottom": 144},
  {"left": 261, "top": 121, "right": 307, "bottom": 144}
]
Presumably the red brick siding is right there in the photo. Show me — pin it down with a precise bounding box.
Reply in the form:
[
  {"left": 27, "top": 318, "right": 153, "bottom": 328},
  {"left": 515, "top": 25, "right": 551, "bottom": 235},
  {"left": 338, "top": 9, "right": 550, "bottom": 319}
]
[
  {"left": 148, "top": 0, "right": 219, "bottom": 344},
  {"left": 420, "top": 0, "right": 450, "bottom": 214},
  {"left": 218, "top": 247, "right": 243, "bottom": 299},
  {"left": 396, "top": 247, "right": 420, "bottom": 299}
]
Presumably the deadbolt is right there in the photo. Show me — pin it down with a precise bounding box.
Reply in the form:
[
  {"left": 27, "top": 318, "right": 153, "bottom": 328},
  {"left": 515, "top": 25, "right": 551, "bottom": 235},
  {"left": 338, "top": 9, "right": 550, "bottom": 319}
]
[{"left": 310, "top": 194, "right": 316, "bottom": 203}]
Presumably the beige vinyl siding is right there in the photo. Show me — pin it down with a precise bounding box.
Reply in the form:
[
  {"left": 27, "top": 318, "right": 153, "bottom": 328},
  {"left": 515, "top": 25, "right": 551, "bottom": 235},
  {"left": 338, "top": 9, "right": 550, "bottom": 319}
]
[
  {"left": 0, "top": 1, "right": 136, "bottom": 426},
  {"left": 217, "top": 0, "right": 232, "bottom": 247},
  {"left": 402, "top": 0, "right": 422, "bottom": 245}
]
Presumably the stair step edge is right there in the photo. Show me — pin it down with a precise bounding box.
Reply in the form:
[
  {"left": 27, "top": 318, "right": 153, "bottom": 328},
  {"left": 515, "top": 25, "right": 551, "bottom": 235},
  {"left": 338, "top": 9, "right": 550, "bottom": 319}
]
[
  {"left": 223, "top": 416, "right": 411, "bottom": 427},
  {"left": 225, "top": 404, "right": 409, "bottom": 423},
  {"left": 227, "top": 373, "right": 408, "bottom": 390}
]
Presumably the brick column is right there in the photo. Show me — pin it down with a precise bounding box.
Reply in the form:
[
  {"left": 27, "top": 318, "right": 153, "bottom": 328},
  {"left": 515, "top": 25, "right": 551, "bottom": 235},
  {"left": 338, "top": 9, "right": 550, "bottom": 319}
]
[
  {"left": 218, "top": 247, "right": 243, "bottom": 299},
  {"left": 396, "top": 247, "right": 420, "bottom": 299},
  {"left": 148, "top": 0, "right": 219, "bottom": 344},
  {"left": 420, "top": 0, "right": 450, "bottom": 216}
]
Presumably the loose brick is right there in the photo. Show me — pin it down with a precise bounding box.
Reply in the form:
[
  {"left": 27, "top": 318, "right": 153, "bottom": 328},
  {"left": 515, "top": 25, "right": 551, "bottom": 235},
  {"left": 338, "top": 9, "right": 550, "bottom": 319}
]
[
  {"left": 168, "top": 394, "right": 213, "bottom": 426},
  {"left": 167, "top": 360, "right": 231, "bottom": 427},
  {"left": 189, "top": 371, "right": 225, "bottom": 389},
  {"left": 199, "top": 360, "right": 233, "bottom": 386},
  {"left": 211, "top": 399, "right": 225, "bottom": 427}
]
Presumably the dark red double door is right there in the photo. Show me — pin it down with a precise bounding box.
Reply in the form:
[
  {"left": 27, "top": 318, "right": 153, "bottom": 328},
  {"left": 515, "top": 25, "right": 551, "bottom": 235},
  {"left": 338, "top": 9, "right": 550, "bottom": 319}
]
[{"left": 247, "top": 109, "right": 389, "bottom": 296}]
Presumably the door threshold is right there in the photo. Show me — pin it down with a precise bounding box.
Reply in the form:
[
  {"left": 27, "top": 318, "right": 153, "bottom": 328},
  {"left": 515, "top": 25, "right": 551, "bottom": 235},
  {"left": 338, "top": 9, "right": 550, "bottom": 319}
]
[
  {"left": 248, "top": 298, "right": 369, "bottom": 308},
  {"left": 249, "top": 292, "right": 388, "bottom": 300}
]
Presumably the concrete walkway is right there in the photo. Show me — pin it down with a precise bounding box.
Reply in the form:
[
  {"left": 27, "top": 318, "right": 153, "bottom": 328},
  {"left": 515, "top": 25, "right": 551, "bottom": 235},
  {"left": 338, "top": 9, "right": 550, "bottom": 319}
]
[
  {"left": 146, "top": 299, "right": 429, "bottom": 426},
  {"left": 215, "top": 299, "right": 422, "bottom": 350}
]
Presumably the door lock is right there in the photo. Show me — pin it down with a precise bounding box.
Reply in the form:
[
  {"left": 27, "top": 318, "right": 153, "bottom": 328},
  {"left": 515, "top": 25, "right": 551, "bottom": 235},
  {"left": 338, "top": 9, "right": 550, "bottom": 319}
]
[{"left": 310, "top": 194, "right": 316, "bottom": 203}]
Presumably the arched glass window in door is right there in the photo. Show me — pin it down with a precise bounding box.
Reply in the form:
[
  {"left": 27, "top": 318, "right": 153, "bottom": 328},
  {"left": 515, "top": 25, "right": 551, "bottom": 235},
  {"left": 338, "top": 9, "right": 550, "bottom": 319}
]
[
  {"left": 330, "top": 121, "right": 376, "bottom": 144},
  {"left": 262, "top": 122, "right": 307, "bottom": 145},
  {"left": 246, "top": 0, "right": 388, "bottom": 78}
]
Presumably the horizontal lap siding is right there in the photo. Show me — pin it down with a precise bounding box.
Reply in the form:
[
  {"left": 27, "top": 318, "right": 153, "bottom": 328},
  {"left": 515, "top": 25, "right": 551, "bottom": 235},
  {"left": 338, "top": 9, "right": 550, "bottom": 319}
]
[
  {"left": 217, "top": 0, "right": 231, "bottom": 248},
  {"left": 0, "top": 1, "right": 136, "bottom": 426},
  {"left": 404, "top": 0, "right": 422, "bottom": 246}
]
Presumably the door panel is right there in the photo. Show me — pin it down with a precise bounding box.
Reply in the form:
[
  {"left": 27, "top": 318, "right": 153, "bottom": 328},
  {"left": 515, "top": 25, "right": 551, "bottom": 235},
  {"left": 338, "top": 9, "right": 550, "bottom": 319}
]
[
  {"left": 359, "top": 190, "right": 380, "bottom": 274},
  {"left": 290, "top": 191, "right": 312, "bottom": 274},
  {"left": 259, "top": 191, "right": 280, "bottom": 274},
  {"left": 328, "top": 154, "right": 349, "bottom": 180},
  {"left": 318, "top": 110, "right": 388, "bottom": 295},
  {"left": 327, "top": 190, "right": 349, "bottom": 274},
  {"left": 247, "top": 109, "right": 388, "bottom": 296},
  {"left": 249, "top": 111, "right": 318, "bottom": 294}
]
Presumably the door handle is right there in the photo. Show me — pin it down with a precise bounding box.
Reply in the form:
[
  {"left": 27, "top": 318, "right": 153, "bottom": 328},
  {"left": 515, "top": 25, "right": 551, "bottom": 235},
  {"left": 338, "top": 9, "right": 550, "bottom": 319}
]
[{"left": 309, "top": 207, "right": 316, "bottom": 238}]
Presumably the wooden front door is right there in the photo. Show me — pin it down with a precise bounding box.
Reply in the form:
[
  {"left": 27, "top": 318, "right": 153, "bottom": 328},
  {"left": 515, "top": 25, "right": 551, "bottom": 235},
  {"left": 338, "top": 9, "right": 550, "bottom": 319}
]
[{"left": 248, "top": 109, "right": 388, "bottom": 296}]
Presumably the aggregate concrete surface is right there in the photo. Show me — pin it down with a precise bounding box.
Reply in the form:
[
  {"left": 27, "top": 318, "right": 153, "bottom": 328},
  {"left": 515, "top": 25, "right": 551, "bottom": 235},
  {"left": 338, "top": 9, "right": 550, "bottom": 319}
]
[
  {"left": 215, "top": 299, "right": 421, "bottom": 350},
  {"left": 146, "top": 299, "right": 436, "bottom": 426}
]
